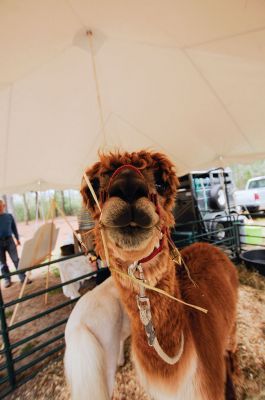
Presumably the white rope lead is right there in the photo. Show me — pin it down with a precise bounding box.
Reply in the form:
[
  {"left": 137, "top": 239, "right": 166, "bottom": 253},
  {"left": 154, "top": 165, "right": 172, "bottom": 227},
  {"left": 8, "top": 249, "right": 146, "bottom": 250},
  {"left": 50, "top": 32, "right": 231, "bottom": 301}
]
[{"left": 153, "top": 332, "right": 184, "bottom": 365}]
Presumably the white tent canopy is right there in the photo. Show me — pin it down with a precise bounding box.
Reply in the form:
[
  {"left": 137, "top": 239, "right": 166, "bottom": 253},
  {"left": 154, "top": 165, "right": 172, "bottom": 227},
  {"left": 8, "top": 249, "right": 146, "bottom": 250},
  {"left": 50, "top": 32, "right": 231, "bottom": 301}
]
[{"left": 1, "top": 0, "right": 265, "bottom": 194}]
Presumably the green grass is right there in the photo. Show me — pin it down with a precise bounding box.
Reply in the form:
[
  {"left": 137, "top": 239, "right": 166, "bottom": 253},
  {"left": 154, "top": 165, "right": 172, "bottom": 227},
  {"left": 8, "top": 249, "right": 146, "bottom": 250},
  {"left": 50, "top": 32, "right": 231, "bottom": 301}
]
[
  {"left": 5, "top": 309, "right": 13, "bottom": 319},
  {"left": 20, "top": 341, "right": 38, "bottom": 356},
  {"left": 51, "top": 267, "right": 60, "bottom": 278},
  {"left": 48, "top": 287, "right": 63, "bottom": 295}
]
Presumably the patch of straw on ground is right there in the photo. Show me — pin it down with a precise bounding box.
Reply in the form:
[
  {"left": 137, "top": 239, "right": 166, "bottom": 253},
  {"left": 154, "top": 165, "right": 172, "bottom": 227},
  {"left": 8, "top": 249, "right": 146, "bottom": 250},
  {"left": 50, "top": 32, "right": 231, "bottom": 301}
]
[
  {"left": 238, "top": 264, "right": 265, "bottom": 291},
  {"left": 234, "top": 266, "right": 265, "bottom": 399}
]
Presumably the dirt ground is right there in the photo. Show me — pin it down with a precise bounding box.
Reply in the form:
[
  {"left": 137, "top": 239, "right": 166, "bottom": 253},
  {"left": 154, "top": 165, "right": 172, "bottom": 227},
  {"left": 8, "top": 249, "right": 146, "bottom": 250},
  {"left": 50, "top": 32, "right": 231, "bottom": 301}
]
[{"left": 1, "top": 218, "right": 265, "bottom": 399}]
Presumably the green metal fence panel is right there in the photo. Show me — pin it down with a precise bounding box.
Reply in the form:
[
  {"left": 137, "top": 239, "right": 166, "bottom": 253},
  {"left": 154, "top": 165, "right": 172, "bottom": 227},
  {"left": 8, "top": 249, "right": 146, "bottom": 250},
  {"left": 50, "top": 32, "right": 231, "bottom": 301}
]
[
  {"left": 0, "top": 288, "right": 16, "bottom": 392},
  {"left": 0, "top": 252, "right": 95, "bottom": 398}
]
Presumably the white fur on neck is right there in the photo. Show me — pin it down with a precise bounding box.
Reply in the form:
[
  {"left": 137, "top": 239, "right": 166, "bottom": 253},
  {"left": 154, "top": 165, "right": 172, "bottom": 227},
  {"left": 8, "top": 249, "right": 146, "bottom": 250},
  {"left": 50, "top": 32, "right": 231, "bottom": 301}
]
[{"left": 133, "top": 350, "right": 203, "bottom": 400}]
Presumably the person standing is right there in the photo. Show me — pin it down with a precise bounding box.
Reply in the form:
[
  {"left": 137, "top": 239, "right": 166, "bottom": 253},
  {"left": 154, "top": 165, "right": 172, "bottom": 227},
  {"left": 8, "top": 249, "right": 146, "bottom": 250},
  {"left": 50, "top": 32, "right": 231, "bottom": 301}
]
[{"left": 0, "top": 199, "right": 26, "bottom": 288}]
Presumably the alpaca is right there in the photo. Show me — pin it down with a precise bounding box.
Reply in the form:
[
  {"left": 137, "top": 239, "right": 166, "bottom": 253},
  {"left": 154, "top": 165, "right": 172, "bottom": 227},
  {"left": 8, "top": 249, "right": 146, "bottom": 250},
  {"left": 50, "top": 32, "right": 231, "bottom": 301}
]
[
  {"left": 64, "top": 277, "right": 130, "bottom": 400},
  {"left": 79, "top": 150, "right": 238, "bottom": 400}
]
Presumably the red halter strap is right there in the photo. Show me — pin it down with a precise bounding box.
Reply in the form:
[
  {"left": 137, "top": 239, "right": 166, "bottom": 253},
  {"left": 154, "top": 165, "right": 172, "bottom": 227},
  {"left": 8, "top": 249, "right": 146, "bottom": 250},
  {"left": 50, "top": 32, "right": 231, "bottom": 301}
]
[
  {"left": 109, "top": 164, "right": 143, "bottom": 184},
  {"left": 139, "top": 237, "right": 164, "bottom": 263},
  {"left": 139, "top": 226, "right": 166, "bottom": 263}
]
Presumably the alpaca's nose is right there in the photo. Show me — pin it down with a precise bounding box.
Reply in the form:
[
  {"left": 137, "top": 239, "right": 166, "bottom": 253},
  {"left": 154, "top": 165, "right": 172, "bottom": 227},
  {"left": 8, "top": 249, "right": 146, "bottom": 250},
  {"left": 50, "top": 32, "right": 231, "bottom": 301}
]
[{"left": 108, "top": 168, "right": 149, "bottom": 203}]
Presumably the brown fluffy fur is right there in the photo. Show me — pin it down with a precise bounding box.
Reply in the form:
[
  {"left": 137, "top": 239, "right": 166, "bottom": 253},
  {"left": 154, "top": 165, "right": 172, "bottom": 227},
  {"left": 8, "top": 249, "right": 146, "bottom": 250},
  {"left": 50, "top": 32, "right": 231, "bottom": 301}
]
[{"left": 81, "top": 151, "right": 238, "bottom": 400}]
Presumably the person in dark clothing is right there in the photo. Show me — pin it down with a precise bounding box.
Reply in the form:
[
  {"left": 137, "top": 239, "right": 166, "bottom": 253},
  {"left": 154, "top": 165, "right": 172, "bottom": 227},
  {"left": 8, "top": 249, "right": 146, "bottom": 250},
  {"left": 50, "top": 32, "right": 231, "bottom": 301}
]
[{"left": 0, "top": 199, "right": 26, "bottom": 288}]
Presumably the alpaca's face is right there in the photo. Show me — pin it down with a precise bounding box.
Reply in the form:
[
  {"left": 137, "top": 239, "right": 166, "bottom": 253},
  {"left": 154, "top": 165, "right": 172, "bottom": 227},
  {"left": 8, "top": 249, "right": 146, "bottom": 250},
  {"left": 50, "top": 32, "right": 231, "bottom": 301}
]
[
  {"left": 100, "top": 166, "right": 160, "bottom": 251},
  {"left": 81, "top": 151, "right": 178, "bottom": 261}
]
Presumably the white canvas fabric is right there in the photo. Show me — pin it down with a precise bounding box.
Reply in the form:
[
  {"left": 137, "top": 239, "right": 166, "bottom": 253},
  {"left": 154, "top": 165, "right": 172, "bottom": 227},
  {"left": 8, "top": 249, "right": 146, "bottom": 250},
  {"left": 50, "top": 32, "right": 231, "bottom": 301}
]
[
  {"left": 0, "top": 1, "right": 265, "bottom": 193},
  {"left": 19, "top": 222, "right": 59, "bottom": 269},
  {"left": 58, "top": 256, "right": 95, "bottom": 299}
]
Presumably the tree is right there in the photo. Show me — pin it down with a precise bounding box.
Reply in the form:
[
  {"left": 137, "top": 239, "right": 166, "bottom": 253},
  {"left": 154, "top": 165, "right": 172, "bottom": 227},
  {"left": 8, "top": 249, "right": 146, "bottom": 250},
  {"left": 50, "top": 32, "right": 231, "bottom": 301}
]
[
  {"left": 22, "top": 193, "right": 30, "bottom": 224},
  {"left": 60, "top": 190, "right": 66, "bottom": 214},
  {"left": 34, "top": 191, "right": 41, "bottom": 220},
  {"left": 3, "top": 194, "right": 15, "bottom": 215}
]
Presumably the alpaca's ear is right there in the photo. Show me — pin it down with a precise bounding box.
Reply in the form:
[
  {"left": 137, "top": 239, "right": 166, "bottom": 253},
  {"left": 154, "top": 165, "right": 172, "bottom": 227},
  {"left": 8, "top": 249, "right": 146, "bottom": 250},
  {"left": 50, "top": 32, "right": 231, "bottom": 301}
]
[
  {"left": 80, "top": 163, "right": 101, "bottom": 213},
  {"left": 151, "top": 153, "right": 179, "bottom": 208}
]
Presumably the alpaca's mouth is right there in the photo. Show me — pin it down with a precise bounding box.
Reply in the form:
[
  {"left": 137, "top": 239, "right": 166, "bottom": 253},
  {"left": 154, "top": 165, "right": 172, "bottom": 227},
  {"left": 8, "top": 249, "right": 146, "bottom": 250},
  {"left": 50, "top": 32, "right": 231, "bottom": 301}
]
[
  {"left": 100, "top": 196, "right": 160, "bottom": 251},
  {"left": 114, "top": 228, "right": 164, "bottom": 265},
  {"left": 106, "top": 223, "right": 155, "bottom": 250},
  {"left": 119, "top": 225, "right": 150, "bottom": 235}
]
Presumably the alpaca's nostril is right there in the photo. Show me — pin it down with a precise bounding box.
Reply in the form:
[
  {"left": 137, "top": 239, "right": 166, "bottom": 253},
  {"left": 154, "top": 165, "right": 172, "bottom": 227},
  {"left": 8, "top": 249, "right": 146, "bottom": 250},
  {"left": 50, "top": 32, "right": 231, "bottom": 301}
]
[
  {"left": 108, "top": 186, "right": 125, "bottom": 200},
  {"left": 132, "top": 184, "right": 149, "bottom": 200},
  {"left": 108, "top": 169, "right": 149, "bottom": 203}
]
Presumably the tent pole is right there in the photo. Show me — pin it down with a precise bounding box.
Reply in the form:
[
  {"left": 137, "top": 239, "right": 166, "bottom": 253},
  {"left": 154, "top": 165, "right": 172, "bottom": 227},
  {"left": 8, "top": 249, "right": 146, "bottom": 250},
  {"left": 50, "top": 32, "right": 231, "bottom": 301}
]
[{"left": 44, "top": 199, "right": 56, "bottom": 305}]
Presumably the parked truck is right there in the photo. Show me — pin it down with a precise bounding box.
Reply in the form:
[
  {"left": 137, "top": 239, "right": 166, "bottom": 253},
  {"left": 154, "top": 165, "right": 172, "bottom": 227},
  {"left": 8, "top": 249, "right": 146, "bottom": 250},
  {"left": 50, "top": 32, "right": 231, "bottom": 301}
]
[{"left": 234, "top": 176, "right": 265, "bottom": 213}]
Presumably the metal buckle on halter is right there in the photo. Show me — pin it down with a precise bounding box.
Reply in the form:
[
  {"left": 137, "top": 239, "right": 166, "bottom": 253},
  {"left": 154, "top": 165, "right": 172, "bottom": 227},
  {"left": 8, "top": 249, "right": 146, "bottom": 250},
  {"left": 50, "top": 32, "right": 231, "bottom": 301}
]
[
  {"left": 136, "top": 295, "right": 151, "bottom": 324},
  {"left": 170, "top": 247, "right": 182, "bottom": 265},
  {"left": 136, "top": 295, "right": 156, "bottom": 346},
  {"left": 145, "top": 321, "right": 156, "bottom": 346},
  {"left": 129, "top": 262, "right": 156, "bottom": 346},
  {"left": 128, "top": 263, "right": 146, "bottom": 295},
  {"left": 128, "top": 261, "right": 138, "bottom": 277}
]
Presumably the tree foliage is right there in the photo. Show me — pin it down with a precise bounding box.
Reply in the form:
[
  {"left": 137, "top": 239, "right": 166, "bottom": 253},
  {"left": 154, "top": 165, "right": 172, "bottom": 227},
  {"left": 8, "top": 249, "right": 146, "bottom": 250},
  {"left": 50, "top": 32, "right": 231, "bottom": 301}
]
[
  {"left": 231, "top": 159, "right": 265, "bottom": 190},
  {"left": 11, "top": 190, "right": 82, "bottom": 222}
]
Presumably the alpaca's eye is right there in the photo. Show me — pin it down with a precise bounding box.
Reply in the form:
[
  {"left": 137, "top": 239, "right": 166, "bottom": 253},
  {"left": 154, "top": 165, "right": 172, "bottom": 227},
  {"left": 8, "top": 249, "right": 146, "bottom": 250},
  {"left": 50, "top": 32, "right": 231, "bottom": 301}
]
[
  {"left": 91, "top": 177, "right": 100, "bottom": 193},
  {"left": 154, "top": 168, "right": 168, "bottom": 195},
  {"left": 155, "top": 182, "right": 167, "bottom": 194}
]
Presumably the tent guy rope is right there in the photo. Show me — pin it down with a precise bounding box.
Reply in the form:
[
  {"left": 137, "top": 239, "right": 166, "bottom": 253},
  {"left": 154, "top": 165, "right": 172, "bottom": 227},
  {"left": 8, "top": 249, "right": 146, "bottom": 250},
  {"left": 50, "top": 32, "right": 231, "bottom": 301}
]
[{"left": 87, "top": 30, "right": 107, "bottom": 147}]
